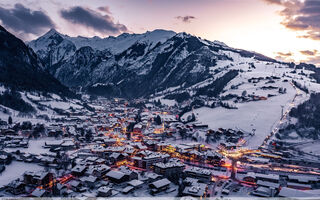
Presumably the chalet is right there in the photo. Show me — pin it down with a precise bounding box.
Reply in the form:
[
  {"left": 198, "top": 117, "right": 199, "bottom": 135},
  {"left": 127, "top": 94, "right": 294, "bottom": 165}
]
[
  {"left": 0, "top": 154, "right": 11, "bottom": 164},
  {"left": 56, "top": 183, "right": 67, "bottom": 196},
  {"left": 144, "top": 172, "right": 162, "bottom": 183},
  {"left": 184, "top": 167, "right": 212, "bottom": 183},
  {"left": 71, "top": 165, "right": 87, "bottom": 176},
  {"left": 6, "top": 180, "right": 26, "bottom": 195},
  {"left": 133, "top": 124, "right": 143, "bottom": 133},
  {"left": 149, "top": 178, "right": 171, "bottom": 195},
  {"left": 132, "top": 151, "right": 170, "bottom": 170},
  {"left": 256, "top": 180, "right": 280, "bottom": 191},
  {"left": 23, "top": 171, "right": 54, "bottom": 186},
  {"left": 182, "top": 182, "right": 208, "bottom": 198},
  {"left": 119, "top": 166, "right": 139, "bottom": 181},
  {"left": 278, "top": 187, "right": 318, "bottom": 198},
  {"left": 69, "top": 180, "right": 83, "bottom": 192},
  {"left": 287, "top": 174, "right": 319, "bottom": 185},
  {"left": 244, "top": 172, "right": 279, "bottom": 183},
  {"left": 31, "top": 188, "right": 47, "bottom": 197},
  {"left": 80, "top": 175, "right": 98, "bottom": 188},
  {"left": 85, "top": 164, "right": 110, "bottom": 177},
  {"left": 98, "top": 186, "right": 112, "bottom": 197},
  {"left": 287, "top": 182, "right": 312, "bottom": 190},
  {"left": 127, "top": 179, "right": 144, "bottom": 189},
  {"left": 109, "top": 152, "right": 127, "bottom": 164},
  {"left": 251, "top": 186, "right": 273, "bottom": 197},
  {"left": 105, "top": 170, "right": 127, "bottom": 183},
  {"left": 153, "top": 161, "right": 185, "bottom": 177},
  {"left": 122, "top": 186, "right": 134, "bottom": 194}
]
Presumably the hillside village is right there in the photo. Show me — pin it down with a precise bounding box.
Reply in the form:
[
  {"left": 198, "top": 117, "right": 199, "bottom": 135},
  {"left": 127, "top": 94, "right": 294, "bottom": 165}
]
[
  {"left": 1, "top": 88, "right": 320, "bottom": 198},
  {"left": 0, "top": 17, "right": 320, "bottom": 198}
]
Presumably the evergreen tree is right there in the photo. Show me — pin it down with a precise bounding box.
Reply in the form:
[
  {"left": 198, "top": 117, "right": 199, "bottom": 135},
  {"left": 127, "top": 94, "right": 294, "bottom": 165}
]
[
  {"left": 154, "top": 115, "right": 162, "bottom": 125},
  {"left": 8, "top": 116, "right": 12, "bottom": 125}
]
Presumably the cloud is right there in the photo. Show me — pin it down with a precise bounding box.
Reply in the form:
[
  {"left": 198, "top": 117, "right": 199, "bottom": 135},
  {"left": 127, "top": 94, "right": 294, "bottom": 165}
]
[
  {"left": 263, "top": 0, "right": 320, "bottom": 40},
  {"left": 176, "top": 15, "right": 196, "bottom": 23},
  {"left": 60, "top": 6, "right": 128, "bottom": 35},
  {"left": 275, "top": 51, "right": 294, "bottom": 62},
  {"left": 0, "top": 3, "right": 55, "bottom": 39},
  {"left": 97, "top": 6, "right": 112, "bottom": 15},
  {"left": 302, "top": 55, "right": 320, "bottom": 66},
  {"left": 262, "top": 0, "right": 283, "bottom": 5},
  {"left": 300, "top": 50, "right": 318, "bottom": 56},
  {"left": 276, "top": 51, "right": 293, "bottom": 57}
]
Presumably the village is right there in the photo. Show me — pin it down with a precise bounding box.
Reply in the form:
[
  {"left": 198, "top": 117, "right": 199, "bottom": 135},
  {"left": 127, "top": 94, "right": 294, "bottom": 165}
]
[{"left": 0, "top": 98, "right": 320, "bottom": 198}]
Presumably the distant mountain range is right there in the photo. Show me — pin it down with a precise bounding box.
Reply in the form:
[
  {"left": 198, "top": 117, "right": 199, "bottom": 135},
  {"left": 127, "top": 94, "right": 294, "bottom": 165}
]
[
  {"left": 0, "top": 25, "right": 75, "bottom": 97},
  {"left": 29, "top": 28, "right": 302, "bottom": 99}
]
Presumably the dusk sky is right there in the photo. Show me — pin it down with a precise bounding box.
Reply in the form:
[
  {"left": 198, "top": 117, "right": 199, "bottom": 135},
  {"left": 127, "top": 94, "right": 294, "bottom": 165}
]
[{"left": 0, "top": 0, "right": 319, "bottom": 66}]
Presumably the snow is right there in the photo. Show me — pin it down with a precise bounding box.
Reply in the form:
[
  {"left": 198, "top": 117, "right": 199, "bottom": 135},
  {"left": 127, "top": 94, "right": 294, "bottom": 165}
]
[
  {"left": 0, "top": 161, "right": 43, "bottom": 187},
  {"left": 31, "top": 29, "right": 176, "bottom": 54},
  {"left": 42, "top": 100, "right": 82, "bottom": 110},
  {"left": 183, "top": 67, "right": 308, "bottom": 148},
  {"left": 4, "top": 138, "right": 62, "bottom": 155}
]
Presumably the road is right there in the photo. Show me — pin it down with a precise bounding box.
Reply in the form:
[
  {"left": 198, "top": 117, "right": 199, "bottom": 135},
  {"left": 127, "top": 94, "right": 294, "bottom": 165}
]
[{"left": 260, "top": 81, "right": 302, "bottom": 148}]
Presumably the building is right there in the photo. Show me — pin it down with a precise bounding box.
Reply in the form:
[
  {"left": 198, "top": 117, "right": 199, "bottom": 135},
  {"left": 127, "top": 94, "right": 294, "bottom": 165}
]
[
  {"left": 97, "top": 186, "right": 112, "bottom": 197},
  {"left": 105, "top": 170, "right": 127, "bottom": 183},
  {"left": 182, "top": 182, "right": 208, "bottom": 198},
  {"left": 71, "top": 165, "right": 87, "bottom": 176},
  {"left": 6, "top": 180, "right": 26, "bottom": 195},
  {"left": 149, "top": 178, "right": 171, "bottom": 195},
  {"left": 153, "top": 161, "right": 185, "bottom": 177},
  {"left": 184, "top": 167, "right": 212, "bottom": 183},
  {"left": 24, "top": 171, "right": 54, "bottom": 186}
]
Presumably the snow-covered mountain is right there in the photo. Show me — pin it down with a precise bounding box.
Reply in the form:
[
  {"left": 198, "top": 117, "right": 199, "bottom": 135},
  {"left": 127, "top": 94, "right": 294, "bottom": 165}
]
[
  {"left": 0, "top": 25, "right": 74, "bottom": 97},
  {"left": 29, "top": 28, "right": 320, "bottom": 101},
  {"left": 28, "top": 29, "right": 176, "bottom": 68}
]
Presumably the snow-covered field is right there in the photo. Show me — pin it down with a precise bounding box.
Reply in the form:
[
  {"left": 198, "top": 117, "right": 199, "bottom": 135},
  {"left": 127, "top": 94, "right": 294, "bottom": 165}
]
[
  {"left": 0, "top": 161, "right": 44, "bottom": 187},
  {"left": 181, "top": 59, "right": 319, "bottom": 149},
  {"left": 4, "top": 138, "right": 61, "bottom": 155}
]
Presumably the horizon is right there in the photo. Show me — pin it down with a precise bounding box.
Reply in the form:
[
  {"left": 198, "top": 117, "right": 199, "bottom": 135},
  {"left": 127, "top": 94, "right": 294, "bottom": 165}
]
[{"left": 0, "top": 0, "right": 319, "bottom": 66}]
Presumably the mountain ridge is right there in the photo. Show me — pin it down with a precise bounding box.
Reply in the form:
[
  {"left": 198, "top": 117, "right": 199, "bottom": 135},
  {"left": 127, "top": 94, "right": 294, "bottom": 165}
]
[
  {"left": 28, "top": 28, "right": 318, "bottom": 99},
  {"left": 0, "top": 25, "right": 75, "bottom": 98}
]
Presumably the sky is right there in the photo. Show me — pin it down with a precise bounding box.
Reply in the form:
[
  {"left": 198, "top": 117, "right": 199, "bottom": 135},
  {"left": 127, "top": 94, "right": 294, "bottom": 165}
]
[{"left": 0, "top": 0, "right": 319, "bottom": 66}]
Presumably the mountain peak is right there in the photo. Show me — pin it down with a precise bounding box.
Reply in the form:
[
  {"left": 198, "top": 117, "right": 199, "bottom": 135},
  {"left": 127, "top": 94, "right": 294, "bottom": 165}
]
[{"left": 44, "top": 28, "right": 61, "bottom": 37}]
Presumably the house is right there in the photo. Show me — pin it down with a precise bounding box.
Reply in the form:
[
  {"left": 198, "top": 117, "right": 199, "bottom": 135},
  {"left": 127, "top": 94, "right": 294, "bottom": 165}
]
[
  {"left": 24, "top": 171, "right": 54, "bottom": 186},
  {"left": 256, "top": 180, "right": 280, "bottom": 192},
  {"left": 251, "top": 187, "right": 273, "bottom": 197},
  {"left": 30, "top": 188, "right": 47, "bottom": 197},
  {"left": 144, "top": 172, "right": 162, "bottom": 183},
  {"left": 85, "top": 164, "right": 110, "bottom": 177},
  {"left": 80, "top": 175, "right": 98, "bottom": 188},
  {"left": 184, "top": 167, "right": 212, "bottom": 183},
  {"left": 98, "top": 186, "right": 112, "bottom": 197},
  {"left": 71, "top": 165, "right": 87, "bottom": 176},
  {"left": 153, "top": 161, "right": 185, "bottom": 178},
  {"left": 133, "top": 124, "right": 143, "bottom": 133},
  {"left": 287, "top": 175, "right": 319, "bottom": 185},
  {"left": 278, "top": 187, "right": 318, "bottom": 198},
  {"left": 127, "top": 179, "right": 144, "bottom": 189},
  {"left": 182, "top": 183, "right": 208, "bottom": 198},
  {"left": 119, "top": 166, "right": 138, "bottom": 181},
  {"left": 132, "top": 151, "right": 170, "bottom": 170},
  {"left": 149, "top": 178, "right": 171, "bottom": 195},
  {"left": 69, "top": 180, "right": 83, "bottom": 192},
  {"left": 122, "top": 186, "right": 134, "bottom": 194},
  {"left": 0, "top": 154, "right": 11, "bottom": 164},
  {"left": 287, "top": 182, "right": 312, "bottom": 190},
  {"left": 106, "top": 170, "right": 127, "bottom": 183},
  {"left": 109, "top": 152, "right": 127, "bottom": 164},
  {"left": 6, "top": 180, "right": 25, "bottom": 195},
  {"left": 244, "top": 172, "right": 279, "bottom": 183},
  {"left": 56, "top": 183, "right": 67, "bottom": 196}
]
